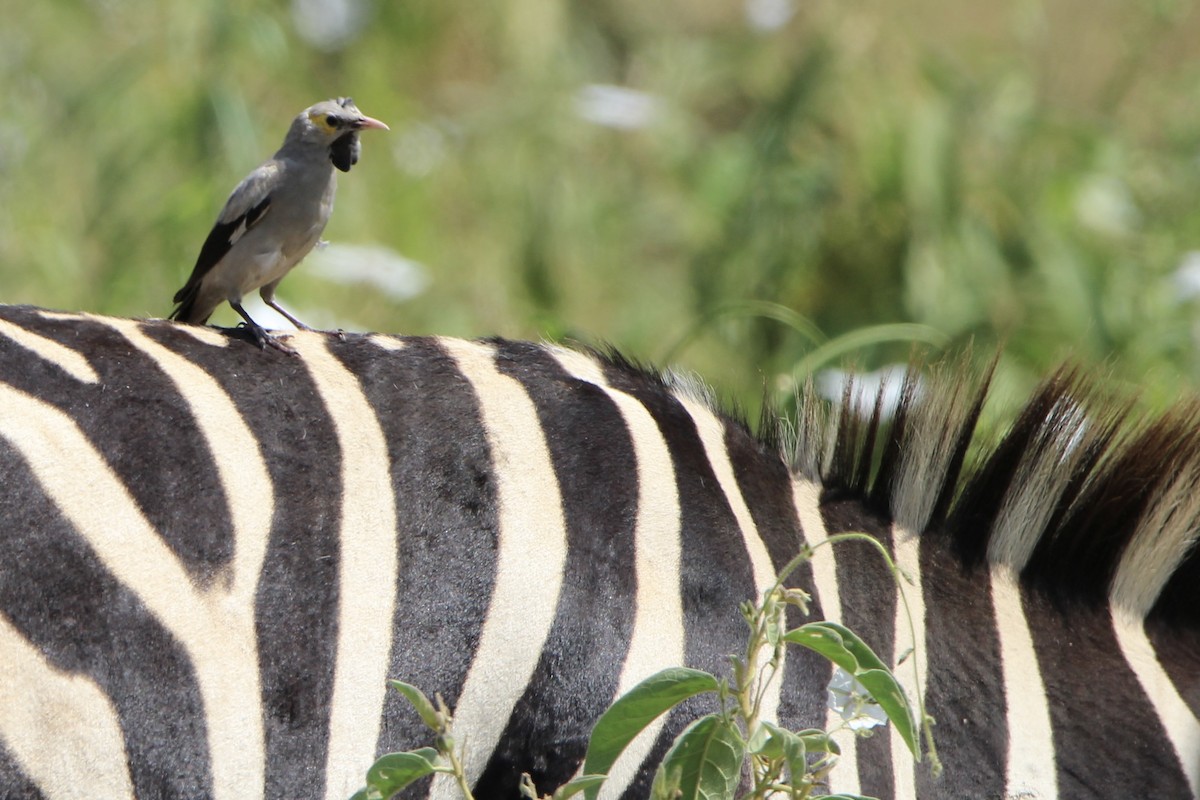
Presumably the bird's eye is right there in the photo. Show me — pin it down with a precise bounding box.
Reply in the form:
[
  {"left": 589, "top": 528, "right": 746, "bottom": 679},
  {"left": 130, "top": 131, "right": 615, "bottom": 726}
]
[{"left": 324, "top": 114, "right": 342, "bottom": 129}]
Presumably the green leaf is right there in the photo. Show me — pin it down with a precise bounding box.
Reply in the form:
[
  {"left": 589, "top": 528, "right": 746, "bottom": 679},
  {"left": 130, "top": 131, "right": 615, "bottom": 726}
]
[
  {"left": 783, "top": 622, "right": 888, "bottom": 673},
  {"left": 798, "top": 729, "right": 840, "bottom": 756},
  {"left": 758, "top": 721, "right": 806, "bottom": 782},
  {"left": 552, "top": 775, "right": 608, "bottom": 800},
  {"left": 583, "top": 667, "right": 720, "bottom": 798},
  {"left": 348, "top": 791, "right": 371, "bottom": 800},
  {"left": 782, "top": 623, "right": 918, "bottom": 758},
  {"left": 364, "top": 749, "right": 440, "bottom": 797},
  {"left": 854, "top": 668, "right": 918, "bottom": 758},
  {"left": 782, "top": 624, "right": 857, "bottom": 673},
  {"left": 789, "top": 324, "right": 950, "bottom": 380},
  {"left": 388, "top": 680, "right": 442, "bottom": 732},
  {"left": 744, "top": 723, "right": 770, "bottom": 755},
  {"left": 763, "top": 602, "right": 785, "bottom": 649},
  {"left": 652, "top": 714, "right": 745, "bottom": 800},
  {"left": 651, "top": 764, "right": 683, "bottom": 800}
]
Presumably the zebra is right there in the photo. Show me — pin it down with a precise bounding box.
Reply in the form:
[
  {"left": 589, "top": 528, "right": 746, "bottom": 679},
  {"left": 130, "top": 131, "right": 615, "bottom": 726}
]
[{"left": 0, "top": 303, "right": 1197, "bottom": 800}]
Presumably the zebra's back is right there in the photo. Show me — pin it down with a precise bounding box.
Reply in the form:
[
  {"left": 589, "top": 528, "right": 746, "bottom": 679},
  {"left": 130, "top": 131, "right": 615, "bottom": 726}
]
[
  {"left": 1, "top": 305, "right": 1198, "bottom": 799},
  {"left": 0, "top": 307, "right": 809, "bottom": 799}
]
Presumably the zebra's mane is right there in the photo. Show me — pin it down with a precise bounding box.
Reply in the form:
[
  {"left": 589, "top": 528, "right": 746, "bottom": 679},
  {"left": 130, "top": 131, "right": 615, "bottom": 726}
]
[{"left": 784, "top": 354, "right": 1200, "bottom": 628}]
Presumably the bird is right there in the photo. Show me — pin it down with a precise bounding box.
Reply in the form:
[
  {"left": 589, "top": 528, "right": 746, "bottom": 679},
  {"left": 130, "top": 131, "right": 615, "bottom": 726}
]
[{"left": 170, "top": 97, "right": 388, "bottom": 351}]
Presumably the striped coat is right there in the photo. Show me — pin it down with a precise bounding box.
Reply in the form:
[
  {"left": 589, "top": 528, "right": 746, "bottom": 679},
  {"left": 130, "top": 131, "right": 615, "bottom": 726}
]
[{"left": 0, "top": 304, "right": 1196, "bottom": 799}]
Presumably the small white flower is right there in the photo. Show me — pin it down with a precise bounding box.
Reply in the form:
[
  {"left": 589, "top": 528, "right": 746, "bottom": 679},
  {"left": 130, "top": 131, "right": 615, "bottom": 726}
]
[
  {"left": 1170, "top": 251, "right": 1200, "bottom": 302},
  {"left": 827, "top": 667, "right": 889, "bottom": 733},
  {"left": 292, "top": 0, "right": 366, "bottom": 50},
  {"left": 745, "top": 0, "right": 796, "bottom": 31},
  {"left": 573, "top": 84, "right": 661, "bottom": 131},
  {"left": 1075, "top": 174, "right": 1140, "bottom": 236}
]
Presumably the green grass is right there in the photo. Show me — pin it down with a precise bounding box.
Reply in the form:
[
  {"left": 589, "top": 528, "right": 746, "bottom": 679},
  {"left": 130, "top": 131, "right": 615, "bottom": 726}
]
[{"left": 4, "top": 0, "right": 1200, "bottom": 422}]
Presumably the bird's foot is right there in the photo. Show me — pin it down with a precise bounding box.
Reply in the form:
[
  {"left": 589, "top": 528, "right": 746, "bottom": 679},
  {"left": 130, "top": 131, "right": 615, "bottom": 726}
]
[
  {"left": 240, "top": 322, "right": 298, "bottom": 356},
  {"left": 264, "top": 335, "right": 298, "bottom": 356}
]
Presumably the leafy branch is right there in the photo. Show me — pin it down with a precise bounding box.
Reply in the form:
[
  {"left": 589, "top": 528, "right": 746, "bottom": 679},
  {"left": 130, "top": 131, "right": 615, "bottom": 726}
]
[{"left": 353, "top": 533, "right": 939, "bottom": 800}]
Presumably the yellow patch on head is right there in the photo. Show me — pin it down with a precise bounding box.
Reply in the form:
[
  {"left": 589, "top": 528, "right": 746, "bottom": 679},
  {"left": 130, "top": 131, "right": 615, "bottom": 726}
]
[{"left": 307, "top": 109, "right": 339, "bottom": 134}]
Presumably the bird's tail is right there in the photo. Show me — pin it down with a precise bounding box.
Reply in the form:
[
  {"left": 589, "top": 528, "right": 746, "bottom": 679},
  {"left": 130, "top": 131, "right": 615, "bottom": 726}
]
[{"left": 169, "top": 282, "right": 208, "bottom": 324}]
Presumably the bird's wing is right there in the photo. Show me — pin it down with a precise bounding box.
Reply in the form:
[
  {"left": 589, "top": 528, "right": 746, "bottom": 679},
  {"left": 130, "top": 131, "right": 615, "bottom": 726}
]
[{"left": 172, "top": 162, "right": 282, "bottom": 305}]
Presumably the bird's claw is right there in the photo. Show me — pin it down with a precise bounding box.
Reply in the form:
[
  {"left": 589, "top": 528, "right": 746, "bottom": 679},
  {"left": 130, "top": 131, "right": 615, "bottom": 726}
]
[
  {"left": 265, "top": 335, "right": 298, "bottom": 356},
  {"left": 238, "top": 322, "right": 298, "bottom": 356}
]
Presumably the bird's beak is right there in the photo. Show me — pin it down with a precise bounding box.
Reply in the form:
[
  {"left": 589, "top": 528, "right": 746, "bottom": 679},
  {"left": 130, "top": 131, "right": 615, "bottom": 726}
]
[{"left": 354, "top": 116, "right": 389, "bottom": 131}]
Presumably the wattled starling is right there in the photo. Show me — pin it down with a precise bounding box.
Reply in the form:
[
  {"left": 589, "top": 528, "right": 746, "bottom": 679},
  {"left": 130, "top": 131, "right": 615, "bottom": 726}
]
[{"left": 170, "top": 97, "right": 388, "bottom": 350}]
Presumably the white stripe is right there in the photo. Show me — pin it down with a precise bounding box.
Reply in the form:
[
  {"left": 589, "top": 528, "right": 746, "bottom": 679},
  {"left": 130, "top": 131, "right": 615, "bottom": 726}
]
[
  {"left": 790, "top": 478, "right": 861, "bottom": 795},
  {"left": 287, "top": 334, "right": 400, "bottom": 800},
  {"left": 433, "top": 339, "right": 569, "bottom": 796},
  {"left": 0, "top": 615, "right": 133, "bottom": 799},
  {"left": 101, "top": 316, "right": 275, "bottom": 611},
  {"left": 1111, "top": 608, "right": 1200, "bottom": 797},
  {"left": 42, "top": 310, "right": 228, "bottom": 348},
  {"left": 0, "top": 317, "right": 99, "bottom": 383},
  {"left": 102, "top": 319, "right": 277, "bottom": 794},
  {"left": 368, "top": 334, "right": 406, "bottom": 352},
  {"left": 890, "top": 524, "right": 926, "bottom": 799},
  {"left": 675, "top": 395, "right": 782, "bottom": 726},
  {"left": 551, "top": 348, "right": 685, "bottom": 797},
  {"left": 989, "top": 565, "right": 1058, "bottom": 798},
  {"left": 0, "top": 376, "right": 269, "bottom": 799},
  {"left": 173, "top": 324, "right": 232, "bottom": 347}
]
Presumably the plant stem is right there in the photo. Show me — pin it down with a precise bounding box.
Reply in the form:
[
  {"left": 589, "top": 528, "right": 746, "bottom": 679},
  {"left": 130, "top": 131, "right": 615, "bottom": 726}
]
[{"left": 444, "top": 746, "right": 475, "bottom": 800}]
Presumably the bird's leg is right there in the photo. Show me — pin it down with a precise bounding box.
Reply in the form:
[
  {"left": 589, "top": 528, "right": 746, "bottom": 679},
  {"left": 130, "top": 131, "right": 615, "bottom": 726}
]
[
  {"left": 230, "top": 301, "right": 297, "bottom": 355},
  {"left": 263, "top": 299, "right": 313, "bottom": 331},
  {"left": 264, "top": 297, "right": 345, "bottom": 343}
]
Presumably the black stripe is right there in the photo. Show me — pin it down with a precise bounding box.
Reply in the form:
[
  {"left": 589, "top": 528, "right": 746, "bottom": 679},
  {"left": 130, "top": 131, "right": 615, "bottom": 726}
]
[
  {"left": 820, "top": 491, "right": 896, "bottom": 800},
  {"left": 326, "top": 338, "right": 500, "bottom": 786},
  {"left": 147, "top": 321, "right": 347, "bottom": 797},
  {"left": 599, "top": 363, "right": 755, "bottom": 799},
  {"left": 0, "top": 434, "right": 212, "bottom": 797},
  {"left": 1023, "top": 590, "right": 1191, "bottom": 798},
  {"left": 476, "top": 341, "right": 638, "bottom": 795},
  {"left": 0, "top": 309, "right": 234, "bottom": 583},
  {"left": 723, "top": 422, "right": 831, "bottom": 734},
  {"left": 1146, "top": 622, "right": 1200, "bottom": 720},
  {"left": 915, "top": 554, "right": 1005, "bottom": 797}
]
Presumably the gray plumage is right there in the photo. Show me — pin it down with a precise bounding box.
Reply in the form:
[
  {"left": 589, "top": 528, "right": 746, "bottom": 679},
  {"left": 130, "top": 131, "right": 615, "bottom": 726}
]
[{"left": 170, "top": 97, "right": 388, "bottom": 349}]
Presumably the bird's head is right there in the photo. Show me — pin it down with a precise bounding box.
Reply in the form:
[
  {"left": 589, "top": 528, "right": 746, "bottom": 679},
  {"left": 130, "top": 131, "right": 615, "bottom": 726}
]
[{"left": 288, "top": 97, "right": 389, "bottom": 172}]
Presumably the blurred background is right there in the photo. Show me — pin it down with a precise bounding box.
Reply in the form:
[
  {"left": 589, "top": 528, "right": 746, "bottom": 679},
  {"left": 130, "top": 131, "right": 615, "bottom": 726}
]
[{"left": 4, "top": 0, "right": 1200, "bottom": 426}]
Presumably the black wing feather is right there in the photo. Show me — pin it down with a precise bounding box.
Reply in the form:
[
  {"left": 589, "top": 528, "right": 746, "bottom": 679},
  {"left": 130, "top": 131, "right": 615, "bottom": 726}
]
[{"left": 170, "top": 195, "right": 272, "bottom": 319}]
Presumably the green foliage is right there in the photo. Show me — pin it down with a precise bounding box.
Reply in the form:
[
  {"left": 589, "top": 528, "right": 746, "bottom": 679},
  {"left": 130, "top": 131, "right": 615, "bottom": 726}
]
[
  {"left": 5, "top": 1, "right": 1200, "bottom": 423},
  {"left": 350, "top": 749, "right": 439, "bottom": 800},
  {"left": 356, "top": 535, "right": 936, "bottom": 800},
  {"left": 583, "top": 667, "right": 720, "bottom": 783},
  {"left": 387, "top": 680, "right": 442, "bottom": 732},
  {"left": 350, "top": 683, "right": 477, "bottom": 800},
  {"left": 651, "top": 715, "right": 745, "bottom": 800},
  {"left": 783, "top": 622, "right": 917, "bottom": 758}
]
